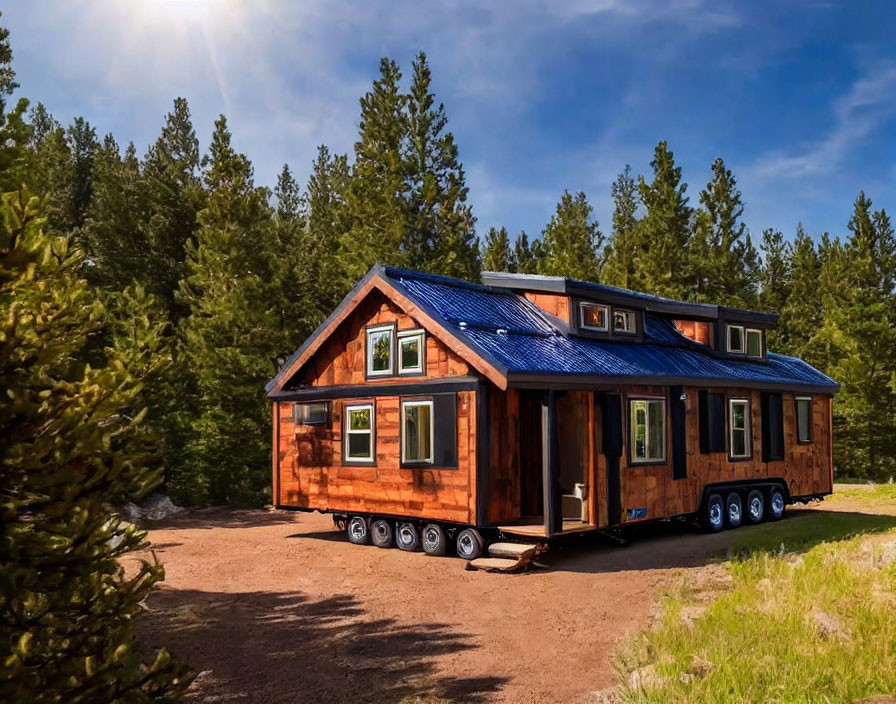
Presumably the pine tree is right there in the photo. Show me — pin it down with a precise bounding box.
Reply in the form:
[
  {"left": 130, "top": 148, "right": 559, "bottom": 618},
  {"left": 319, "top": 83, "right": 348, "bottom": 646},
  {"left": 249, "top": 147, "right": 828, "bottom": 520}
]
[
  {"left": 777, "top": 224, "right": 822, "bottom": 361},
  {"left": 825, "top": 193, "right": 896, "bottom": 478},
  {"left": 0, "top": 11, "right": 29, "bottom": 192},
  {"left": 692, "top": 157, "right": 759, "bottom": 307},
  {"left": 514, "top": 230, "right": 537, "bottom": 274},
  {"left": 405, "top": 52, "right": 479, "bottom": 280},
  {"left": 141, "top": 97, "right": 205, "bottom": 320},
  {"left": 306, "top": 145, "right": 351, "bottom": 319},
  {"left": 0, "top": 188, "right": 191, "bottom": 702},
  {"left": 758, "top": 228, "right": 792, "bottom": 350},
  {"left": 82, "top": 136, "right": 150, "bottom": 290},
  {"left": 343, "top": 58, "right": 408, "bottom": 281},
  {"left": 177, "top": 115, "right": 277, "bottom": 505},
  {"left": 537, "top": 189, "right": 603, "bottom": 280},
  {"left": 602, "top": 165, "right": 639, "bottom": 289},
  {"left": 636, "top": 141, "right": 693, "bottom": 298},
  {"left": 66, "top": 117, "right": 98, "bottom": 233},
  {"left": 481, "top": 226, "right": 516, "bottom": 272}
]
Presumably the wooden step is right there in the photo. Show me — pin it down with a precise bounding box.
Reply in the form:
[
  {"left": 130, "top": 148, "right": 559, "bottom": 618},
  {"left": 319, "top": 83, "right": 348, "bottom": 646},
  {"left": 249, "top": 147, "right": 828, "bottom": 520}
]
[
  {"left": 488, "top": 542, "right": 538, "bottom": 560},
  {"left": 469, "top": 556, "right": 528, "bottom": 572}
]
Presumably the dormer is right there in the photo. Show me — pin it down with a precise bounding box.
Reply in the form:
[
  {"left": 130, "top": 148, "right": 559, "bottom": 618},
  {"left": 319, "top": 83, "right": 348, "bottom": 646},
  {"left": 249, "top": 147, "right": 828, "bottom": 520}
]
[{"left": 481, "top": 272, "right": 778, "bottom": 361}]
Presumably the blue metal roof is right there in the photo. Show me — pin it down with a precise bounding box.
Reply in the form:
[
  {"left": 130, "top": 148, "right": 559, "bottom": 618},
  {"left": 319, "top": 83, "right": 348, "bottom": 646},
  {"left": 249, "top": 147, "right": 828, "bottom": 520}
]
[{"left": 384, "top": 267, "right": 838, "bottom": 393}]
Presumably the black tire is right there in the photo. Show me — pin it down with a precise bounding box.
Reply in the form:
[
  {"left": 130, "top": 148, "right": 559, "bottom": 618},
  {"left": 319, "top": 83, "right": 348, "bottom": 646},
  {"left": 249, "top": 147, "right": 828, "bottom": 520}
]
[
  {"left": 746, "top": 489, "right": 765, "bottom": 524},
  {"left": 726, "top": 492, "right": 743, "bottom": 528},
  {"left": 702, "top": 492, "right": 725, "bottom": 532},
  {"left": 347, "top": 516, "right": 369, "bottom": 545},
  {"left": 395, "top": 522, "right": 420, "bottom": 551},
  {"left": 422, "top": 523, "right": 447, "bottom": 556},
  {"left": 333, "top": 515, "right": 347, "bottom": 532},
  {"left": 768, "top": 486, "right": 786, "bottom": 521},
  {"left": 370, "top": 518, "right": 394, "bottom": 548},
  {"left": 455, "top": 528, "right": 483, "bottom": 560}
]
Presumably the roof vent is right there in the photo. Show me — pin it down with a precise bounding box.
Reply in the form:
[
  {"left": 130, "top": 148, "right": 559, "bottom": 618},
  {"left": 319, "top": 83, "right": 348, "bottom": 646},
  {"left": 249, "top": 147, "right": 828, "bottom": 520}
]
[
  {"left": 459, "top": 321, "right": 468, "bottom": 329},
  {"left": 496, "top": 328, "right": 508, "bottom": 335}
]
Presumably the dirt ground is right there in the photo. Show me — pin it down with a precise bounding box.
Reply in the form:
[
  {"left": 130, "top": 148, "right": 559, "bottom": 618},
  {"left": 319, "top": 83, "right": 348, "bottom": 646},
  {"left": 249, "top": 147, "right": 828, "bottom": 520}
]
[{"left": 132, "top": 496, "right": 876, "bottom": 704}]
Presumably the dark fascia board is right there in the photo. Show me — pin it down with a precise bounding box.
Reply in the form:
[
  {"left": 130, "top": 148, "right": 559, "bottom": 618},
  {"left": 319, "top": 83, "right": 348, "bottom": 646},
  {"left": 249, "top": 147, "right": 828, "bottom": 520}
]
[
  {"left": 504, "top": 371, "right": 839, "bottom": 395},
  {"left": 268, "top": 376, "right": 481, "bottom": 401},
  {"left": 265, "top": 264, "right": 386, "bottom": 393},
  {"left": 481, "top": 271, "right": 779, "bottom": 326}
]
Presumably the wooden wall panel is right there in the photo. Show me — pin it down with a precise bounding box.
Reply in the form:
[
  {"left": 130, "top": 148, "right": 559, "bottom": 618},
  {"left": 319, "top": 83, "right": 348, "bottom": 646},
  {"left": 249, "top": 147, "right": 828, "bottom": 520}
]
[
  {"left": 524, "top": 292, "right": 571, "bottom": 323},
  {"left": 297, "top": 290, "right": 471, "bottom": 388},
  {"left": 487, "top": 388, "right": 521, "bottom": 522},
  {"left": 278, "top": 391, "right": 477, "bottom": 524},
  {"left": 618, "top": 386, "right": 834, "bottom": 523}
]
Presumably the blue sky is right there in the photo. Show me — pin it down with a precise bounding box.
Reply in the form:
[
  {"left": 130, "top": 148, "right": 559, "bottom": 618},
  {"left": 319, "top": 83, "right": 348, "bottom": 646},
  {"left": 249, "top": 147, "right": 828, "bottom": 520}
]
[{"left": 6, "top": 1, "right": 896, "bottom": 243}]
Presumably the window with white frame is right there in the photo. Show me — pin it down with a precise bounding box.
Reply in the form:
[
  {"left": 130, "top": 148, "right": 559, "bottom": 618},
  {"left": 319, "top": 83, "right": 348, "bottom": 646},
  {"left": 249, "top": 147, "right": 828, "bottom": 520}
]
[
  {"left": 401, "top": 399, "right": 433, "bottom": 464},
  {"left": 580, "top": 302, "right": 609, "bottom": 331},
  {"left": 293, "top": 401, "right": 329, "bottom": 426},
  {"left": 613, "top": 309, "right": 636, "bottom": 334},
  {"left": 366, "top": 324, "right": 394, "bottom": 377},
  {"left": 344, "top": 403, "right": 374, "bottom": 462},
  {"left": 727, "top": 324, "right": 745, "bottom": 353},
  {"left": 795, "top": 396, "right": 813, "bottom": 444},
  {"left": 629, "top": 398, "right": 666, "bottom": 462},
  {"left": 397, "top": 329, "right": 424, "bottom": 375},
  {"left": 746, "top": 328, "right": 763, "bottom": 357},
  {"left": 728, "top": 398, "right": 751, "bottom": 459}
]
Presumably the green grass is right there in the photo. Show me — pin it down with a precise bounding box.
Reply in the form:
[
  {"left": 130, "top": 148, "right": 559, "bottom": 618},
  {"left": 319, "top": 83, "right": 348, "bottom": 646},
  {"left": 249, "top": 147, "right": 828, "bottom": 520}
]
[
  {"left": 831, "top": 483, "right": 896, "bottom": 502},
  {"left": 619, "top": 498, "right": 896, "bottom": 703}
]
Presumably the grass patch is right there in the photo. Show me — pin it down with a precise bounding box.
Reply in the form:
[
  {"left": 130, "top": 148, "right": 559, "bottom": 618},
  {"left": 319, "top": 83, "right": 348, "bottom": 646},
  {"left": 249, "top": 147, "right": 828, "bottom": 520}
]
[
  {"left": 619, "top": 495, "right": 896, "bottom": 703},
  {"left": 832, "top": 483, "right": 896, "bottom": 502}
]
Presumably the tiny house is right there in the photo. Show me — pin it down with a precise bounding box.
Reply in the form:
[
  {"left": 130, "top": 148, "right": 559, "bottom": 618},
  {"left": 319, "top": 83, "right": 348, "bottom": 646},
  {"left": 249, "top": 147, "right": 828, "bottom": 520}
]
[{"left": 266, "top": 266, "right": 838, "bottom": 560}]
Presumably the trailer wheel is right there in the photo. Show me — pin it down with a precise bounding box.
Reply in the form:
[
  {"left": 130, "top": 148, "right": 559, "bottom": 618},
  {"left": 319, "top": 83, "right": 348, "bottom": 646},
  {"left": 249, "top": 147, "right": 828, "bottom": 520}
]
[
  {"left": 422, "top": 523, "right": 447, "bottom": 556},
  {"left": 768, "top": 486, "right": 786, "bottom": 521},
  {"left": 347, "top": 516, "right": 369, "bottom": 545},
  {"left": 455, "top": 528, "right": 483, "bottom": 560},
  {"left": 746, "top": 489, "right": 764, "bottom": 524},
  {"left": 726, "top": 492, "right": 743, "bottom": 528},
  {"left": 702, "top": 492, "right": 725, "bottom": 532},
  {"left": 370, "top": 518, "right": 394, "bottom": 548},
  {"left": 396, "top": 522, "right": 420, "bottom": 551}
]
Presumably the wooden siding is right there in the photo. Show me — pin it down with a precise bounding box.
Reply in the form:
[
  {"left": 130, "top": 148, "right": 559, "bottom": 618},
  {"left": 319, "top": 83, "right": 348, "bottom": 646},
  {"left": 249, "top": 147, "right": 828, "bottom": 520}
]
[
  {"left": 297, "top": 290, "right": 471, "bottom": 387},
  {"left": 619, "top": 386, "right": 833, "bottom": 522},
  {"left": 277, "top": 391, "right": 477, "bottom": 523},
  {"left": 524, "top": 292, "right": 571, "bottom": 323}
]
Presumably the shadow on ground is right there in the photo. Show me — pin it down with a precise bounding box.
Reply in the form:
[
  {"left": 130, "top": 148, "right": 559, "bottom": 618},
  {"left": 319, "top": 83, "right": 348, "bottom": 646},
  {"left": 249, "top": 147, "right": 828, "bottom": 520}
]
[
  {"left": 140, "top": 587, "right": 506, "bottom": 704},
  {"left": 149, "top": 509, "right": 301, "bottom": 531},
  {"left": 539, "top": 507, "right": 896, "bottom": 575}
]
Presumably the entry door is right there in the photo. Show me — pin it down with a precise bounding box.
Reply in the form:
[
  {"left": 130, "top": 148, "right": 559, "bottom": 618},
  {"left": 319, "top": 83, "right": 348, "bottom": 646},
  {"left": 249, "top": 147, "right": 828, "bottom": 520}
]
[{"left": 599, "top": 392, "right": 623, "bottom": 526}]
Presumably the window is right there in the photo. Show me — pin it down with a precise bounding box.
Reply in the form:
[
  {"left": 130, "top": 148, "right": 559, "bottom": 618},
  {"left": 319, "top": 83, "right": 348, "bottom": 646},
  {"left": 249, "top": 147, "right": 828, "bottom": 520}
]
[
  {"left": 397, "top": 329, "right": 424, "bottom": 375},
  {"left": 613, "top": 309, "right": 636, "bottom": 334},
  {"left": 760, "top": 392, "right": 785, "bottom": 462},
  {"left": 401, "top": 400, "right": 433, "bottom": 464},
  {"left": 580, "top": 302, "right": 609, "bottom": 331},
  {"left": 746, "top": 329, "right": 763, "bottom": 358},
  {"left": 366, "top": 324, "right": 394, "bottom": 377},
  {"left": 293, "top": 401, "right": 329, "bottom": 426},
  {"left": 698, "top": 390, "right": 726, "bottom": 454},
  {"left": 727, "top": 325, "right": 745, "bottom": 353},
  {"left": 629, "top": 398, "right": 666, "bottom": 463},
  {"left": 728, "top": 398, "right": 751, "bottom": 459},
  {"left": 795, "top": 396, "right": 813, "bottom": 444},
  {"left": 344, "top": 403, "right": 374, "bottom": 463}
]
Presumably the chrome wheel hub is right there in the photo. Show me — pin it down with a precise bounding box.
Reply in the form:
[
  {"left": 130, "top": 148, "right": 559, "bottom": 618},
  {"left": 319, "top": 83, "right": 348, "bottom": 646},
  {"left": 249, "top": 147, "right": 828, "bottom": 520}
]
[{"left": 750, "top": 497, "right": 763, "bottom": 520}]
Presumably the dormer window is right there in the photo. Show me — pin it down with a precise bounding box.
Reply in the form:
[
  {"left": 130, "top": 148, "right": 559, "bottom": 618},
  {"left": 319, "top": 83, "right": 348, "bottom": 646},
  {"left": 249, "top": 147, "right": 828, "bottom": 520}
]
[
  {"left": 613, "top": 309, "right": 636, "bottom": 334},
  {"left": 580, "top": 302, "right": 609, "bottom": 331},
  {"left": 746, "top": 329, "right": 762, "bottom": 358},
  {"left": 727, "top": 325, "right": 744, "bottom": 354}
]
